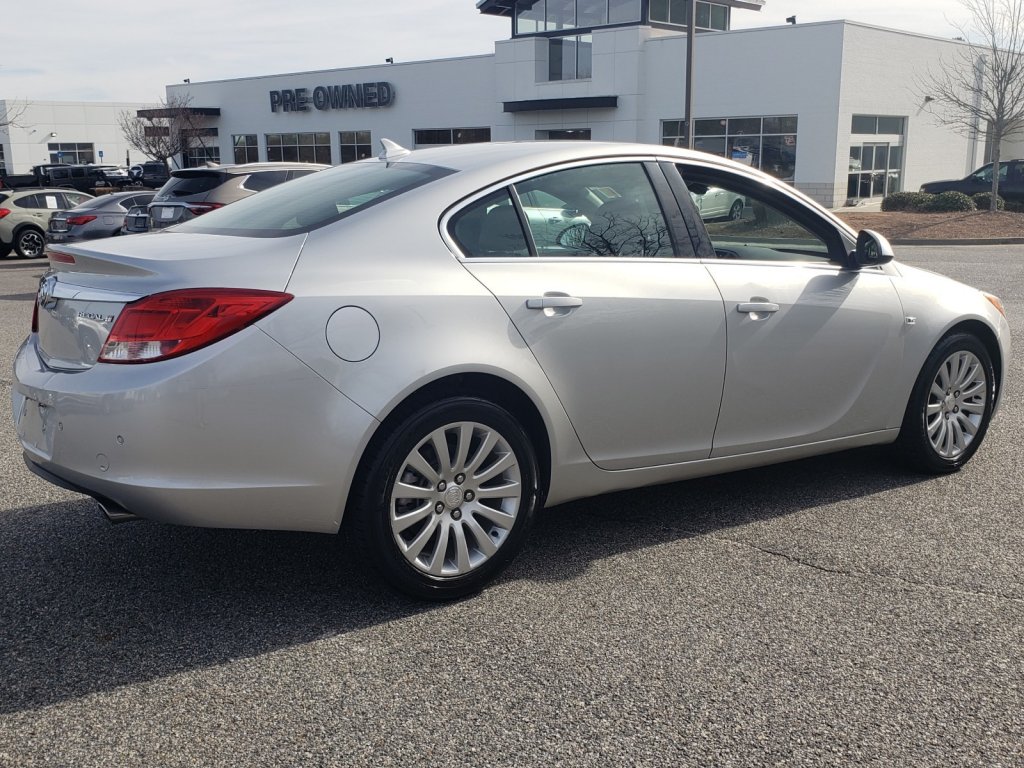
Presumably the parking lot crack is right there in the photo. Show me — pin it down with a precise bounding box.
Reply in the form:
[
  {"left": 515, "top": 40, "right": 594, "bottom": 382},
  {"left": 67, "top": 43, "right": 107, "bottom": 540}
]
[{"left": 701, "top": 532, "right": 1024, "bottom": 605}]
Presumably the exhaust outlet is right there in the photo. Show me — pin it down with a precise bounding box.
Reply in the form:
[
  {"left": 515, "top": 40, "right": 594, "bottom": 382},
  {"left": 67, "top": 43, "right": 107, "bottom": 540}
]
[{"left": 97, "top": 497, "right": 141, "bottom": 524}]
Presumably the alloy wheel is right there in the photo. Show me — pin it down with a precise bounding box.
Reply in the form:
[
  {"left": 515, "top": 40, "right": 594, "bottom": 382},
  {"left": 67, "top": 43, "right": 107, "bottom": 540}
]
[{"left": 925, "top": 350, "right": 987, "bottom": 459}]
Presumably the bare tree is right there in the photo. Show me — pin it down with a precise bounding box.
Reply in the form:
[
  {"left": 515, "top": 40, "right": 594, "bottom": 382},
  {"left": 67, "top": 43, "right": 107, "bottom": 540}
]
[
  {"left": 921, "top": 0, "right": 1024, "bottom": 210},
  {"left": 118, "top": 93, "right": 212, "bottom": 169},
  {"left": 0, "top": 99, "right": 28, "bottom": 129}
]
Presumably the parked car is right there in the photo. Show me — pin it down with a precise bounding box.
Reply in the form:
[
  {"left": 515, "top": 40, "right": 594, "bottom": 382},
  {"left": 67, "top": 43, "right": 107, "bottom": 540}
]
[
  {"left": 0, "top": 188, "right": 93, "bottom": 258},
  {"left": 128, "top": 161, "right": 171, "bottom": 189},
  {"left": 127, "top": 162, "right": 329, "bottom": 233},
  {"left": 47, "top": 191, "right": 156, "bottom": 245},
  {"left": 15, "top": 141, "right": 1010, "bottom": 600},
  {"left": 690, "top": 185, "right": 746, "bottom": 220},
  {"left": 920, "top": 159, "right": 1024, "bottom": 200}
]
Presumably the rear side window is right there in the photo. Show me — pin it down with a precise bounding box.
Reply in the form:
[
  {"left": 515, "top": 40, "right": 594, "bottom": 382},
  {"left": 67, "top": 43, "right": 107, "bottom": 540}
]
[
  {"left": 174, "top": 161, "right": 455, "bottom": 237},
  {"left": 241, "top": 170, "right": 289, "bottom": 192},
  {"left": 450, "top": 189, "right": 529, "bottom": 257}
]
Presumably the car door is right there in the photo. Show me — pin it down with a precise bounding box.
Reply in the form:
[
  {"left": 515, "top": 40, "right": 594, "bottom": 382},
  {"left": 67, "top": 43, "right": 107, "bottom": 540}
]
[
  {"left": 671, "top": 163, "right": 906, "bottom": 457},
  {"left": 450, "top": 160, "right": 728, "bottom": 470}
]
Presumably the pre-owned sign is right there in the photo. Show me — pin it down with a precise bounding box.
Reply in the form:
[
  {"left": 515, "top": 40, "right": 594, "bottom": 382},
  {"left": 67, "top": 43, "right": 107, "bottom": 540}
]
[{"left": 269, "top": 82, "right": 395, "bottom": 113}]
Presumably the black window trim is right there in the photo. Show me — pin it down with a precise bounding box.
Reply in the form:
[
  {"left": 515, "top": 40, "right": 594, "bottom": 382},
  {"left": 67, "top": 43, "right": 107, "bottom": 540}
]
[{"left": 446, "top": 157, "right": 696, "bottom": 262}]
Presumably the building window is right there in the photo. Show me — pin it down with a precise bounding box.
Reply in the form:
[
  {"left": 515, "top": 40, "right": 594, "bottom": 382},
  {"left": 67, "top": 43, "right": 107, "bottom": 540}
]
[
  {"left": 47, "top": 142, "right": 94, "bottom": 165},
  {"left": 662, "top": 115, "right": 798, "bottom": 180},
  {"left": 649, "top": 0, "right": 729, "bottom": 30},
  {"left": 265, "top": 132, "right": 332, "bottom": 164},
  {"left": 514, "top": 0, "right": 641, "bottom": 35},
  {"left": 536, "top": 129, "right": 592, "bottom": 140},
  {"left": 233, "top": 134, "right": 258, "bottom": 164},
  {"left": 340, "top": 131, "right": 373, "bottom": 163},
  {"left": 848, "top": 115, "right": 906, "bottom": 199},
  {"left": 413, "top": 128, "right": 491, "bottom": 148},
  {"left": 549, "top": 34, "right": 592, "bottom": 80},
  {"left": 851, "top": 115, "right": 906, "bottom": 135},
  {"left": 183, "top": 145, "right": 221, "bottom": 168},
  {"left": 0, "top": 143, "right": 6, "bottom": 173}
]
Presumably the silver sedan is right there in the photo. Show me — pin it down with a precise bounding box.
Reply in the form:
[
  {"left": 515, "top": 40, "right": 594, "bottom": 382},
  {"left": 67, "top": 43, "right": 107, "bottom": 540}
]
[{"left": 12, "top": 141, "right": 1011, "bottom": 599}]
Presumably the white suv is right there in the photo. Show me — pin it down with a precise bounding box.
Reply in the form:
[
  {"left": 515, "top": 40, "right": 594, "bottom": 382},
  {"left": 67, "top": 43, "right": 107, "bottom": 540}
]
[{"left": 0, "top": 188, "right": 94, "bottom": 258}]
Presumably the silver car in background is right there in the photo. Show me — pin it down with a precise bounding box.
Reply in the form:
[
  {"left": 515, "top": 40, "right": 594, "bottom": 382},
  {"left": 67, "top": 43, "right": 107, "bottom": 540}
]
[
  {"left": 47, "top": 191, "right": 156, "bottom": 245},
  {"left": 13, "top": 141, "right": 1011, "bottom": 599}
]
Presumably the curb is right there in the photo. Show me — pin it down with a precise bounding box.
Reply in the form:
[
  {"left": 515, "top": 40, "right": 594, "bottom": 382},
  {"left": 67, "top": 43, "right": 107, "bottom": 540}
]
[{"left": 890, "top": 237, "right": 1024, "bottom": 246}]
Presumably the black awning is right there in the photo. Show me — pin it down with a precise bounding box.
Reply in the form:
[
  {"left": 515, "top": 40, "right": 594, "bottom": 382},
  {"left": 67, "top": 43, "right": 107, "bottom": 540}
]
[{"left": 503, "top": 96, "right": 618, "bottom": 113}]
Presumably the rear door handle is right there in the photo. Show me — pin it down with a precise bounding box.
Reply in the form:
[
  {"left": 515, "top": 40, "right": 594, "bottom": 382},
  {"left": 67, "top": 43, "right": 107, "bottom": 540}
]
[
  {"left": 526, "top": 296, "right": 584, "bottom": 309},
  {"left": 736, "top": 302, "right": 780, "bottom": 314}
]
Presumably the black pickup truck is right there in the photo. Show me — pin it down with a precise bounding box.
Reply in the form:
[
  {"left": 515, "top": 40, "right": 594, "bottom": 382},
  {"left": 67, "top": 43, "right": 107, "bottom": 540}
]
[
  {"left": 0, "top": 163, "right": 130, "bottom": 192},
  {"left": 0, "top": 163, "right": 71, "bottom": 190}
]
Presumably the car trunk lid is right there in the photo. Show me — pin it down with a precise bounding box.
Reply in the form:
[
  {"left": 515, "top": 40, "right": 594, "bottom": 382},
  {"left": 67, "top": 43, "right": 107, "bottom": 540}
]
[{"left": 36, "top": 230, "right": 305, "bottom": 370}]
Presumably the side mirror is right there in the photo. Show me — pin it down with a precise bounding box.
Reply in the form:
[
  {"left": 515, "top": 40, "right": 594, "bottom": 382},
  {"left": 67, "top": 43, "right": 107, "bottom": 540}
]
[{"left": 850, "top": 229, "right": 894, "bottom": 269}]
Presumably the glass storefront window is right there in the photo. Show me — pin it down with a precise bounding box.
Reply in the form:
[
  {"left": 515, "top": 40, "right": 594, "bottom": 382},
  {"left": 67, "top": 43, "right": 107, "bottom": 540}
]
[
  {"left": 47, "top": 142, "right": 94, "bottom": 165},
  {"left": 578, "top": 0, "right": 606, "bottom": 26},
  {"left": 650, "top": 1, "right": 728, "bottom": 30},
  {"left": 265, "top": 132, "right": 331, "bottom": 164},
  {"left": 233, "top": 134, "right": 258, "bottom": 164},
  {"left": 608, "top": 0, "right": 641, "bottom": 23},
  {"left": 661, "top": 115, "right": 798, "bottom": 181},
  {"left": 549, "top": 34, "right": 592, "bottom": 80},
  {"left": 547, "top": 0, "right": 576, "bottom": 30},
  {"left": 413, "top": 128, "right": 491, "bottom": 148},
  {"left": 340, "top": 131, "right": 372, "bottom": 164}
]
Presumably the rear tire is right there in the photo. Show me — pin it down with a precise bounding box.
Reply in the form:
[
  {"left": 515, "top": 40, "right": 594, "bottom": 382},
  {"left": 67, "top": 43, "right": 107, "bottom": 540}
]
[
  {"left": 895, "top": 333, "right": 995, "bottom": 473},
  {"left": 352, "top": 397, "right": 540, "bottom": 600},
  {"left": 14, "top": 227, "right": 46, "bottom": 259}
]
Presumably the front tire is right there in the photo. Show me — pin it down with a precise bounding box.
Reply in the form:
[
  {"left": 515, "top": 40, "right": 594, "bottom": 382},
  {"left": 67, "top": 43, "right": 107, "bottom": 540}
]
[
  {"left": 895, "top": 333, "right": 995, "bottom": 473},
  {"left": 353, "top": 397, "right": 540, "bottom": 600},
  {"left": 15, "top": 227, "right": 46, "bottom": 258}
]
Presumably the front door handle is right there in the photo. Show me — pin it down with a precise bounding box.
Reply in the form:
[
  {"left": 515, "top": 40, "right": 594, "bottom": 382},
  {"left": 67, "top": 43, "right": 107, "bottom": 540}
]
[
  {"left": 736, "top": 302, "right": 780, "bottom": 314},
  {"left": 526, "top": 296, "right": 584, "bottom": 310}
]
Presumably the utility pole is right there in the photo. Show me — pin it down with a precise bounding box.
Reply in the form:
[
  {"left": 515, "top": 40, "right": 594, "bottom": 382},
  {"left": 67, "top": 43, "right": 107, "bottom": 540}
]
[{"left": 684, "top": 0, "right": 697, "bottom": 148}]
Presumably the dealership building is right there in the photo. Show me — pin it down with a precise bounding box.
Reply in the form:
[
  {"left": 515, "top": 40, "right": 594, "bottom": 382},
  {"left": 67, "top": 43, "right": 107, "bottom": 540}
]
[{"left": 0, "top": 1, "right": 1004, "bottom": 207}]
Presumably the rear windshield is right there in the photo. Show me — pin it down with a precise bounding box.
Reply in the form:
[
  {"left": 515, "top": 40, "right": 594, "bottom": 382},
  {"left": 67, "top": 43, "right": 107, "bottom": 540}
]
[
  {"left": 175, "top": 160, "right": 455, "bottom": 237},
  {"left": 158, "top": 173, "right": 224, "bottom": 197}
]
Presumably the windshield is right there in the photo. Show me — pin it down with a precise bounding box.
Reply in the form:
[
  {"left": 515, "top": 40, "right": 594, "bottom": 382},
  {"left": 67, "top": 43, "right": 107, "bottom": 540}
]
[{"left": 175, "top": 160, "right": 456, "bottom": 237}]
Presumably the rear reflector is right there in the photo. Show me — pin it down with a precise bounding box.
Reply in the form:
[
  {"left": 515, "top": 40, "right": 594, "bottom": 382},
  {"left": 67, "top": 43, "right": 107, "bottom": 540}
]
[
  {"left": 49, "top": 251, "right": 76, "bottom": 264},
  {"left": 66, "top": 215, "right": 97, "bottom": 226},
  {"left": 98, "top": 288, "right": 293, "bottom": 364}
]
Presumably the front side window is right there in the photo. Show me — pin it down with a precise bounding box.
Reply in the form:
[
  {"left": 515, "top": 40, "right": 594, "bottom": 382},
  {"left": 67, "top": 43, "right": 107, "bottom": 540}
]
[
  {"left": 452, "top": 162, "right": 679, "bottom": 259},
  {"left": 679, "top": 166, "right": 837, "bottom": 263}
]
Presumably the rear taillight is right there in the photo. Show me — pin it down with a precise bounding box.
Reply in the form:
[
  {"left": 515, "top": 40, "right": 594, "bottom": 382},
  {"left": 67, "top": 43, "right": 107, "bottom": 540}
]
[
  {"left": 48, "top": 251, "right": 76, "bottom": 264},
  {"left": 185, "top": 202, "right": 225, "bottom": 216},
  {"left": 66, "top": 215, "right": 97, "bottom": 226},
  {"left": 0, "top": 208, "right": 11, "bottom": 219},
  {"left": 98, "top": 288, "right": 293, "bottom": 364}
]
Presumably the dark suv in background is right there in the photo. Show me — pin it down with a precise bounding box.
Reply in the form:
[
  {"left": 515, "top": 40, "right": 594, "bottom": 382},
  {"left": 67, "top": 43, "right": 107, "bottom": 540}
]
[
  {"left": 127, "top": 162, "right": 328, "bottom": 232},
  {"left": 920, "top": 159, "right": 1024, "bottom": 201}
]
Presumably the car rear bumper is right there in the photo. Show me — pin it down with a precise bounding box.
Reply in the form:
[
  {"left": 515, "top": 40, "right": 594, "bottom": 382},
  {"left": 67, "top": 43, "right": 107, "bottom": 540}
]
[{"left": 12, "top": 328, "right": 378, "bottom": 533}]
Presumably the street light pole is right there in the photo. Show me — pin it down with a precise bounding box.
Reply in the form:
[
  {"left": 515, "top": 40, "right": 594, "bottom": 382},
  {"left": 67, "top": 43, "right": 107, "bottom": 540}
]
[{"left": 684, "top": 0, "right": 697, "bottom": 149}]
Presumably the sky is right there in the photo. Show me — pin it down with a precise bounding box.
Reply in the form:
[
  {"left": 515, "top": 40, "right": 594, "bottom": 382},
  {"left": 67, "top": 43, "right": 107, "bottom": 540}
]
[{"left": 1, "top": 1, "right": 974, "bottom": 104}]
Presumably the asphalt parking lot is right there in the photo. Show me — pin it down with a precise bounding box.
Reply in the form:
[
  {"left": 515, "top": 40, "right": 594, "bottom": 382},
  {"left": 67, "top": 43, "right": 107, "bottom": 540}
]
[{"left": 0, "top": 247, "right": 1021, "bottom": 767}]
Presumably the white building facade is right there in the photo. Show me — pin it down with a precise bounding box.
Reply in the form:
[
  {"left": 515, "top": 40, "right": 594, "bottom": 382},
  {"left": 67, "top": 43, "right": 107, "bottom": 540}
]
[
  {"left": 4, "top": 2, "right": 987, "bottom": 209},
  {"left": 0, "top": 100, "right": 157, "bottom": 174}
]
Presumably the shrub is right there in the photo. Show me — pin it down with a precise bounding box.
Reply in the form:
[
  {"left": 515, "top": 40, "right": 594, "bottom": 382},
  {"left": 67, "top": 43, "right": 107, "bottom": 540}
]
[
  {"left": 882, "top": 191, "right": 934, "bottom": 212},
  {"left": 971, "top": 192, "right": 1006, "bottom": 211},
  {"left": 1005, "top": 200, "right": 1024, "bottom": 213},
  {"left": 924, "top": 190, "right": 977, "bottom": 212}
]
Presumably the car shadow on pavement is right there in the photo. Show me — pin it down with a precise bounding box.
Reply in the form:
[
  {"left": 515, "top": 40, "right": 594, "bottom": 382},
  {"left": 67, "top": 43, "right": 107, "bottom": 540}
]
[{"left": 0, "top": 446, "right": 927, "bottom": 714}]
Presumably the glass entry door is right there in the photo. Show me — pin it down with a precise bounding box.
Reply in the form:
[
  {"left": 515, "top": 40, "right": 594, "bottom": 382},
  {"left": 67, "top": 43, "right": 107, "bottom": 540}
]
[{"left": 848, "top": 143, "right": 903, "bottom": 199}]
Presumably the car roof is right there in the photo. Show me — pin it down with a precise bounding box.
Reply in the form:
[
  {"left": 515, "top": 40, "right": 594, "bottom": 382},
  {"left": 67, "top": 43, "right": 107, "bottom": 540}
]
[{"left": 171, "top": 162, "right": 331, "bottom": 177}]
